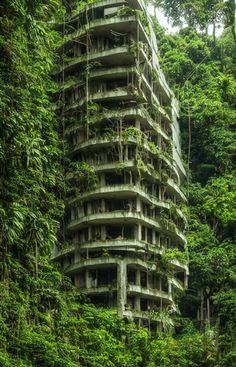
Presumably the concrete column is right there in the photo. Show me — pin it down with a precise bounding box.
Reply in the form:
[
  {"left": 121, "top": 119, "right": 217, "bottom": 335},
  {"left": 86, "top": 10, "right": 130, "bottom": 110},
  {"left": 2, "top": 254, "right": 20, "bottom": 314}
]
[
  {"left": 88, "top": 226, "right": 92, "bottom": 241},
  {"left": 135, "top": 119, "right": 141, "bottom": 129},
  {"left": 168, "top": 281, "right": 172, "bottom": 295},
  {"left": 117, "top": 261, "right": 127, "bottom": 317},
  {"left": 135, "top": 296, "right": 141, "bottom": 311},
  {"left": 81, "top": 231, "right": 85, "bottom": 243},
  {"left": 87, "top": 202, "right": 92, "bottom": 215},
  {"left": 145, "top": 228, "right": 148, "bottom": 242},
  {"left": 136, "top": 196, "right": 141, "bottom": 212},
  {"left": 74, "top": 244, "right": 81, "bottom": 263},
  {"left": 104, "top": 150, "right": 108, "bottom": 163},
  {"left": 85, "top": 269, "right": 90, "bottom": 289},
  {"left": 136, "top": 224, "right": 142, "bottom": 241},
  {"left": 184, "top": 274, "right": 189, "bottom": 288},
  {"left": 101, "top": 225, "right": 106, "bottom": 240},
  {"left": 124, "top": 145, "right": 128, "bottom": 161},
  {"left": 136, "top": 269, "right": 141, "bottom": 286},
  {"left": 152, "top": 230, "right": 156, "bottom": 244},
  {"left": 152, "top": 183, "right": 155, "bottom": 196},
  {"left": 100, "top": 173, "right": 105, "bottom": 186},
  {"left": 147, "top": 272, "right": 150, "bottom": 288}
]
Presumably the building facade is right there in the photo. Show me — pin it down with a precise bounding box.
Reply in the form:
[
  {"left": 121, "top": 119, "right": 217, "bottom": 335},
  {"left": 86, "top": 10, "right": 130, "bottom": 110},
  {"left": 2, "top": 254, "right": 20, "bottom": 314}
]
[{"left": 53, "top": 0, "right": 188, "bottom": 327}]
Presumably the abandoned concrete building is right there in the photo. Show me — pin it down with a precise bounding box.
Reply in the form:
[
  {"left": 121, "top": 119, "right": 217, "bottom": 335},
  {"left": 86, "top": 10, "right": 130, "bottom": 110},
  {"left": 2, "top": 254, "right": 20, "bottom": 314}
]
[{"left": 53, "top": 0, "right": 189, "bottom": 327}]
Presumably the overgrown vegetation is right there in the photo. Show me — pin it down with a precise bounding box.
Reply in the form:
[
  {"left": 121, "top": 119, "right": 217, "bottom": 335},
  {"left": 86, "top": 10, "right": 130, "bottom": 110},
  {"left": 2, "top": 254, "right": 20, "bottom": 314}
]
[
  {"left": 152, "top": 3, "right": 236, "bottom": 364},
  {"left": 0, "top": 0, "right": 235, "bottom": 366}
]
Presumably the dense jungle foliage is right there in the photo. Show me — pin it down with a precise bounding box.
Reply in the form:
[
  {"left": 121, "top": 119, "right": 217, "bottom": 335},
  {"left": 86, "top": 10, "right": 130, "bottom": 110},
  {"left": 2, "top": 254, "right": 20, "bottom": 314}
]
[{"left": 0, "top": 0, "right": 235, "bottom": 366}]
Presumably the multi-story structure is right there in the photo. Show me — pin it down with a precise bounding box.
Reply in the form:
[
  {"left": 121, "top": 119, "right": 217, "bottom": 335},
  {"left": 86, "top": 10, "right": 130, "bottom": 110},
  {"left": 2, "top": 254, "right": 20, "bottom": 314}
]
[{"left": 53, "top": 0, "right": 189, "bottom": 328}]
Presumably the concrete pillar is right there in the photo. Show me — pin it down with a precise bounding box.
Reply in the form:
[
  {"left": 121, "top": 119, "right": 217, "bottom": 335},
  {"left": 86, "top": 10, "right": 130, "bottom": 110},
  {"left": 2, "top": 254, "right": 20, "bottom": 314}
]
[
  {"left": 168, "top": 281, "right": 172, "bottom": 295},
  {"left": 137, "top": 224, "right": 142, "bottom": 241},
  {"left": 136, "top": 196, "right": 141, "bottom": 212},
  {"left": 135, "top": 296, "right": 141, "bottom": 311},
  {"left": 88, "top": 226, "right": 92, "bottom": 241},
  {"left": 101, "top": 225, "right": 106, "bottom": 240},
  {"left": 147, "top": 272, "right": 150, "bottom": 288},
  {"left": 152, "top": 230, "right": 156, "bottom": 244},
  {"left": 117, "top": 261, "right": 127, "bottom": 317},
  {"left": 74, "top": 244, "right": 81, "bottom": 263},
  {"left": 100, "top": 173, "right": 105, "bottom": 186},
  {"left": 85, "top": 269, "right": 90, "bottom": 289},
  {"left": 184, "top": 274, "right": 189, "bottom": 288},
  {"left": 87, "top": 202, "right": 92, "bottom": 215},
  {"left": 152, "top": 183, "right": 155, "bottom": 196},
  {"left": 135, "top": 119, "right": 141, "bottom": 129},
  {"left": 136, "top": 269, "right": 141, "bottom": 286},
  {"left": 124, "top": 145, "right": 128, "bottom": 161},
  {"left": 81, "top": 231, "right": 85, "bottom": 243}
]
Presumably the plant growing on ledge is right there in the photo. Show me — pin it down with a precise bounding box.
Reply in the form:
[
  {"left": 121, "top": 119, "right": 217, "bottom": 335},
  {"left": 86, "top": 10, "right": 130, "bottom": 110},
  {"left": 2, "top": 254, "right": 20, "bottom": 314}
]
[
  {"left": 67, "top": 162, "right": 98, "bottom": 192},
  {"left": 163, "top": 248, "right": 188, "bottom": 265},
  {"left": 123, "top": 126, "right": 143, "bottom": 145}
]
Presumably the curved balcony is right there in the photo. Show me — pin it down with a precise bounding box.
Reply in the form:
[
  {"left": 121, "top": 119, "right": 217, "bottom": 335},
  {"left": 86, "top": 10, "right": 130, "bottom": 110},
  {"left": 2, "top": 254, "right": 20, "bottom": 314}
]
[
  {"left": 62, "top": 15, "right": 137, "bottom": 50},
  {"left": 79, "top": 239, "right": 163, "bottom": 255},
  {"left": 60, "top": 67, "right": 171, "bottom": 125},
  {"left": 68, "top": 184, "right": 187, "bottom": 225},
  {"left": 94, "top": 160, "right": 186, "bottom": 202},
  {"left": 58, "top": 66, "right": 133, "bottom": 93},
  {"left": 51, "top": 242, "right": 188, "bottom": 277},
  {"left": 70, "top": 136, "right": 179, "bottom": 183},
  {"left": 62, "top": 0, "right": 171, "bottom": 100},
  {"left": 127, "top": 284, "right": 172, "bottom": 303},
  {"left": 65, "top": 256, "right": 157, "bottom": 275},
  {"left": 81, "top": 286, "right": 117, "bottom": 295},
  {"left": 67, "top": 159, "right": 186, "bottom": 203},
  {"left": 67, "top": 0, "right": 147, "bottom": 26},
  {"left": 54, "top": 46, "right": 133, "bottom": 75},
  {"left": 51, "top": 244, "right": 75, "bottom": 260},
  {"left": 170, "top": 277, "right": 184, "bottom": 291},
  {"left": 66, "top": 257, "right": 120, "bottom": 274},
  {"left": 123, "top": 309, "right": 167, "bottom": 322},
  {"left": 65, "top": 106, "right": 170, "bottom": 142},
  {"left": 169, "top": 259, "right": 189, "bottom": 275},
  {"left": 52, "top": 239, "right": 163, "bottom": 261},
  {"left": 67, "top": 211, "right": 186, "bottom": 245},
  {"left": 65, "top": 1, "right": 129, "bottom": 24},
  {"left": 63, "top": 86, "right": 146, "bottom": 114}
]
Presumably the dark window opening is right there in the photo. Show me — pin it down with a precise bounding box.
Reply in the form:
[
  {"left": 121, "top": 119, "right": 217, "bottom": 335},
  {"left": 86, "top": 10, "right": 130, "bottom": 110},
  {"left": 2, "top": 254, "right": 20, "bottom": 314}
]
[
  {"left": 105, "top": 172, "right": 124, "bottom": 185},
  {"left": 127, "top": 269, "right": 136, "bottom": 285},
  {"left": 106, "top": 225, "right": 134, "bottom": 240},
  {"left": 126, "top": 296, "right": 135, "bottom": 310},
  {"left": 89, "top": 292, "right": 117, "bottom": 307},
  {"left": 162, "top": 277, "right": 169, "bottom": 293},
  {"left": 141, "top": 226, "right": 145, "bottom": 241},
  {"left": 141, "top": 298, "right": 148, "bottom": 311},
  {"left": 147, "top": 228, "right": 152, "bottom": 244},
  {"left": 141, "top": 271, "right": 147, "bottom": 287}
]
